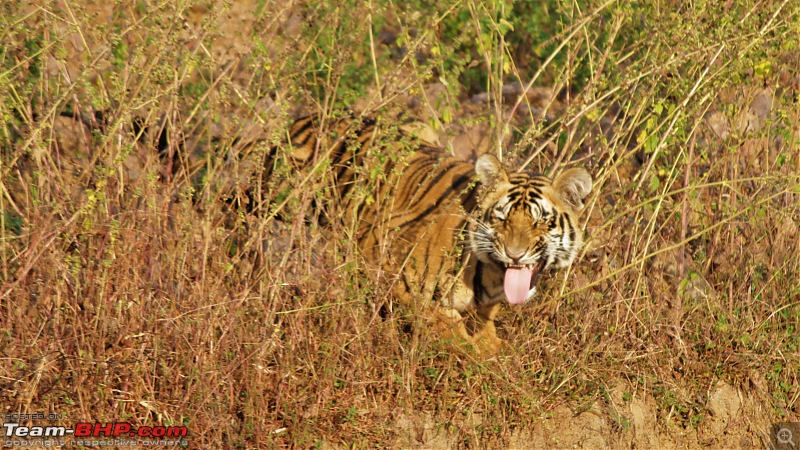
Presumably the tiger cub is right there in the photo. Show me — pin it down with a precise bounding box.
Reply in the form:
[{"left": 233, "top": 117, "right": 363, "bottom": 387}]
[{"left": 274, "top": 114, "right": 592, "bottom": 351}]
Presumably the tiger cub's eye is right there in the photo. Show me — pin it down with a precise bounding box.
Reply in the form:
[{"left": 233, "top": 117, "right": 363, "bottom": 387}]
[
  {"left": 493, "top": 205, "right": 506, "bottom": 221},
  {"left": 529, "top": 204, "right": 541, "bottom": 220}
]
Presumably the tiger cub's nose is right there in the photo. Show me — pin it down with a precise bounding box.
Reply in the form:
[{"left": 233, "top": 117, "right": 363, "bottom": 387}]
[{"left": 505, "top": 248, "right": 526, "bottom": 262}]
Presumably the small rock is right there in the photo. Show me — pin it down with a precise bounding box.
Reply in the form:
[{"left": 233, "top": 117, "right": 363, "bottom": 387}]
[{"left": 705, "top": 111, "right": 729, "bottom": 140}]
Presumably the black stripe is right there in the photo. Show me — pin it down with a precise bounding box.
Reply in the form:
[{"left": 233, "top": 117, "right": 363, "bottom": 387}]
[
  {"left": 557, "top": 214, "right": 566, "bottom": 234},
  {"left": 333, "top": 120, "right": 378, "bottom": 198},
  {"left": 402, "top": 271, "right": 414, "bottom": 296},
  {"left": 508, "top": 191, "right": 523, "bottom": 203},
  {"left": 460, "top": 181, "right": 479, "bottom": 212},
  {"left": 393, "top": 173, "right": 471, "bottom": 230},
  {"left": 393, "top": 157, "right": 462, "bottom": 217},
  {"left": 289, "top": 117, "right": 318, "bottom": 160},
  {"left": 473, "top": 260, "right": 484, "bottom": 305},
  {"left": 399, "top": 159, "right": 466, "bottom": 216},
  {"left": 260, "top": 140, "right": 282, "bottom": 181},
  {"left": 567, "top": 216, "right": 576, "bottom": 243},
  {"left": 338, "top": 178, "right": 357, "bottom": 202},
  {"left": 399, "top": 155, "right": 439, "bottom": 201}
]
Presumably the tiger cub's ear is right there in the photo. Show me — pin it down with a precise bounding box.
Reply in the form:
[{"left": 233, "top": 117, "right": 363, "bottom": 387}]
[
  {"left": 475, "top": 154, "right": 509, "bottom": 185},
  {"left": 553, "top": 168, "right": 593, "bottom": 211}
]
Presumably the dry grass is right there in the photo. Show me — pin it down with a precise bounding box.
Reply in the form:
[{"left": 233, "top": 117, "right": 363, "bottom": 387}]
[{"left": 1, "top": 0, "right": 799, "bottom": 448}]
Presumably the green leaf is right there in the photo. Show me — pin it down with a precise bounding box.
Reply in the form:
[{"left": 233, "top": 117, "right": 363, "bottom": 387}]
[
  {"left": 653, "top": 103, "right": 663, "bottom": 115},
  {"left": 644, "top": 134, "right": 659, "bottom": 153},
  {"left": 754, "top": 60, "right": 772, "bottom": 77},
  {"left": 498, "top": 18, "right": 515, "bottom": 33},
  {"left": 442, "top": 107, "right": 453, "bottom": 124},
  {"left": 649, "top": 173, "right": 660, "bottom": 192}
]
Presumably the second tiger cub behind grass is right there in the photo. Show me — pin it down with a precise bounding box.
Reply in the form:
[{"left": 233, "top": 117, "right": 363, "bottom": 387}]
[{"left": 272, "top": 114, "right": 592, "bottom": 352}]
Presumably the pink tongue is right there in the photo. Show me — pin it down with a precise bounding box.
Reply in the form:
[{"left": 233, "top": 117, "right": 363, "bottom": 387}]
[{"left": 504, "top": 266, "right": 534, "bottom": 305}]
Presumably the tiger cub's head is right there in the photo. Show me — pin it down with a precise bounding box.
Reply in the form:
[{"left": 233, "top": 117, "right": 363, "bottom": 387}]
[{"left": 470, "top": 154, "right": 593, "bottom": 305}]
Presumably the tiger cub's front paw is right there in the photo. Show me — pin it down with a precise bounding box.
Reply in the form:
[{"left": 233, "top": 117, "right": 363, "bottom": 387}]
[
  {"left": 430, "top": 307, "right": 471, "bottom": 342},
  {"left": 431, "top": 308, "right": 504, "bottom": 355},
  {"left": 471, "top": 321, "right": 505, "bottom": 355}
]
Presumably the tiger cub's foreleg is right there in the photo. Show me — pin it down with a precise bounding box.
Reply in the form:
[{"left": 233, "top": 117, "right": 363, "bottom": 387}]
[
  {"left": 437, "top": 274, "right": 504, "bottom": 354},
  {"left": 472, "top": 302, "right": 503, "bottom": 353},
  {"left": 430, "top": 307, "right": 473, "bottom": 344},
  {"left": 431, "top": 305, "right": 503, "bottom": 354}
]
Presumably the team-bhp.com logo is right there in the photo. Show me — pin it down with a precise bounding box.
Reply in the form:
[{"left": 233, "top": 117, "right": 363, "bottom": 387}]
[{"left": 4, "top": 421, "right": 189, "bottom": 447}]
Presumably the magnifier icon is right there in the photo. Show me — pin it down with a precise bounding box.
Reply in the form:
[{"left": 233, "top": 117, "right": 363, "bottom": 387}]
[{"left": 778, "top": 428, "right": 795, "bottom": 447}]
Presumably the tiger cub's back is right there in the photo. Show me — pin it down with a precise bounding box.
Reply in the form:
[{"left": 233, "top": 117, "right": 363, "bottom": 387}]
[{"left": 279, "top": 114, "right": 479, "bottom": 303}]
